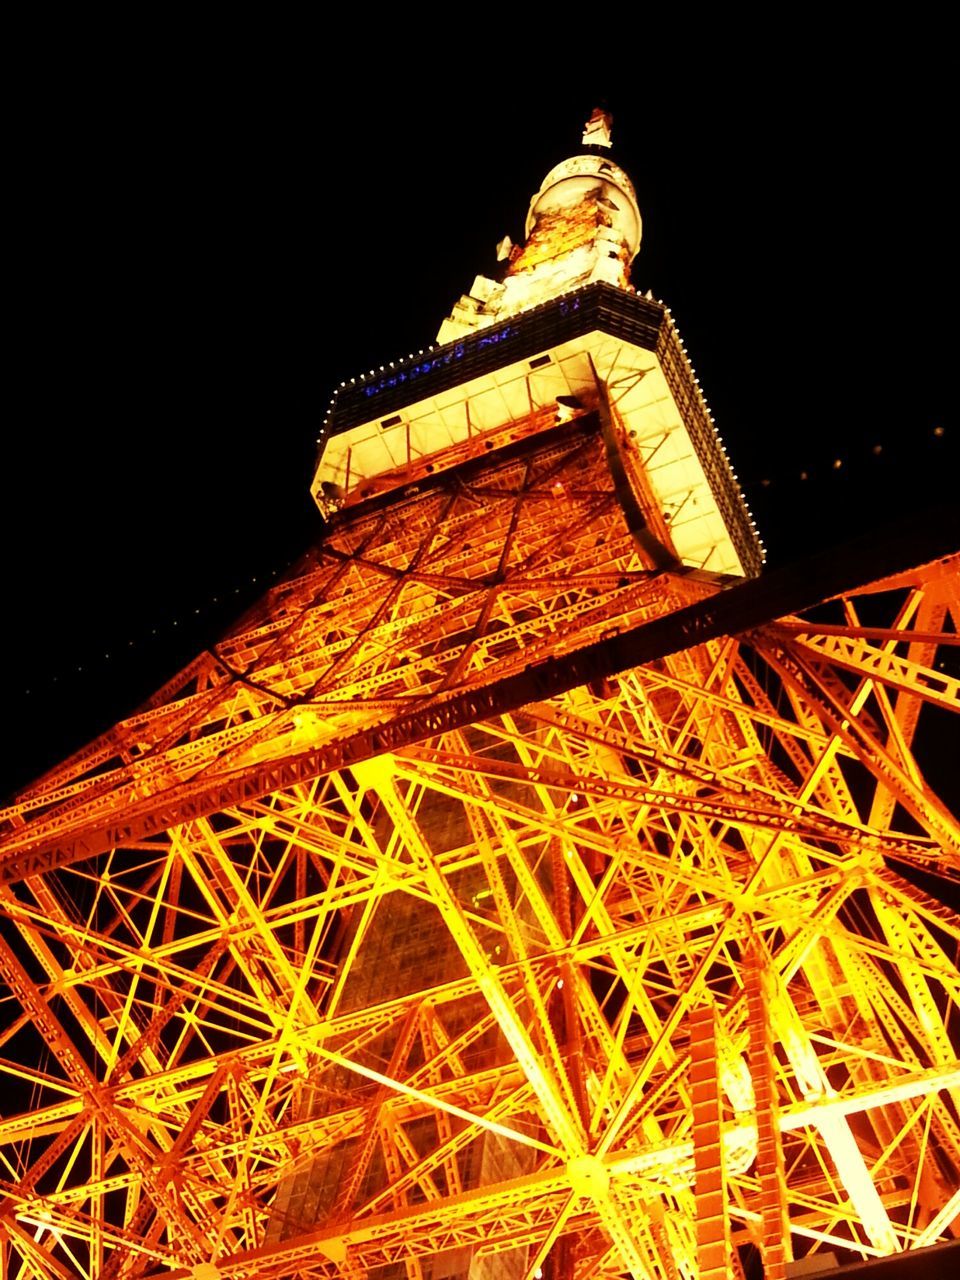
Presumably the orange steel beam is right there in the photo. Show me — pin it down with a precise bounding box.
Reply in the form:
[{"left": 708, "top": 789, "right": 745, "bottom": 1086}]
[{"left": 1, "top": 519, "right": 955, "bottom": 886}]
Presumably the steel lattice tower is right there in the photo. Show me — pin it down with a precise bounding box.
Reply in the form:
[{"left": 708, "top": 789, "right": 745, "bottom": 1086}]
[{"left": 1, "top": 110, "right": 958, "bottom": 1280}]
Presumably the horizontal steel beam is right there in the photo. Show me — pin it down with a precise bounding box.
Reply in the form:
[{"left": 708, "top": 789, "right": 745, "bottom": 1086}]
[{"left": 0, "top": 510, "right": 955, "bottom": 885}]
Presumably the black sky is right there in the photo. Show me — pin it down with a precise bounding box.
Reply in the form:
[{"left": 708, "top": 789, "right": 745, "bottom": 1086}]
[{"left": 4, "top": 35, "right": 956, "bottom": 795}]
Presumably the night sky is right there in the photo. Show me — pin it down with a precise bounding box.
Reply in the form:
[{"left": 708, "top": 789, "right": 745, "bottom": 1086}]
[{"left": 4, "top": 39, "right": 956, "bottom": 797}]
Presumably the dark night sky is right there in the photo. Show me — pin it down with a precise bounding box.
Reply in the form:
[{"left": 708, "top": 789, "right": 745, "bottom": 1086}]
[{"left": 4, "top": 34, "right": 956, "bottom": 796}]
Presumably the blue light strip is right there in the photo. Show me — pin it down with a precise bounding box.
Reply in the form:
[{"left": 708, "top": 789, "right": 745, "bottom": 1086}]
[{"left": 362, "top": 325, "right": 518, "bottom": 399}]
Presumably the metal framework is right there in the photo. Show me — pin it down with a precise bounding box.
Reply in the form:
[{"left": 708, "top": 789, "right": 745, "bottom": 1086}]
[{"left": 1, "top": 118, "right": 958, "bottom": 1279}]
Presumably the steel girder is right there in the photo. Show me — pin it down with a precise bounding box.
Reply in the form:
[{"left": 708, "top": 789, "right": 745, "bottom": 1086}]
[{"left": 0, "top": 417, "right": 958, "bottom": 1278}]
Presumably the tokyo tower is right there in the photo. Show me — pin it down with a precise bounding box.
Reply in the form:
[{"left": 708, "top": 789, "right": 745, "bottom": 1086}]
[{"left": 1, "top": 108, "right": 958, "bottom": 1279}]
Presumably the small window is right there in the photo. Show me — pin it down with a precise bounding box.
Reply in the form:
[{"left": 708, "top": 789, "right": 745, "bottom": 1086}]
[
  {"left": 529, "top": 354, "right": 551, "bottom": 369},
  {"left": 380, "top": 415, "right": 402, "bottom": 429}
]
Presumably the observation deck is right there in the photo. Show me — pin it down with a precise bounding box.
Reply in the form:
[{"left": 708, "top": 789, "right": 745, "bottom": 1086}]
[{"left": 312, "top": 282, "right": 763, "bottom": 579}]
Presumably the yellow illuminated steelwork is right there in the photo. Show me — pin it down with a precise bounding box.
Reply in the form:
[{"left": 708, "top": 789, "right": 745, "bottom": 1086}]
[{"left": 0, "top": 111, "right": 957, "bottom": 1280}]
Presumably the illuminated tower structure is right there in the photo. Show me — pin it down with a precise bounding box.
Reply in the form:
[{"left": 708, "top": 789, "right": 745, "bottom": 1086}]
[{"left": 0, "top": 111, "right": 958, "bottom": 1280}]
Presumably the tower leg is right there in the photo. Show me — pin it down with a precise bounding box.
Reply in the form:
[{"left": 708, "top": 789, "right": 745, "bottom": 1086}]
[
  {"left": 690, "top": 1003, "right": 729, "bottom": 1280},
  {"left": 746, "top": 940, "right": 791, "bottom": 1279}
]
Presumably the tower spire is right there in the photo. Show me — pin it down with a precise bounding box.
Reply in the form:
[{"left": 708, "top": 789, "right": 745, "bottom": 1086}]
[
  {"left": 582, "top": 105, "right": 613, "bottom": 149},
  {"left": 437, "top": 110, "right": 642, "bottom": 343}
]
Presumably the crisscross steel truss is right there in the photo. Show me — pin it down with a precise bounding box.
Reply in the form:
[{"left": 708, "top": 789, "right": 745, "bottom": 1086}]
[{"left": 0, "top": 413, "right": 958, "bottom": 1278}]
